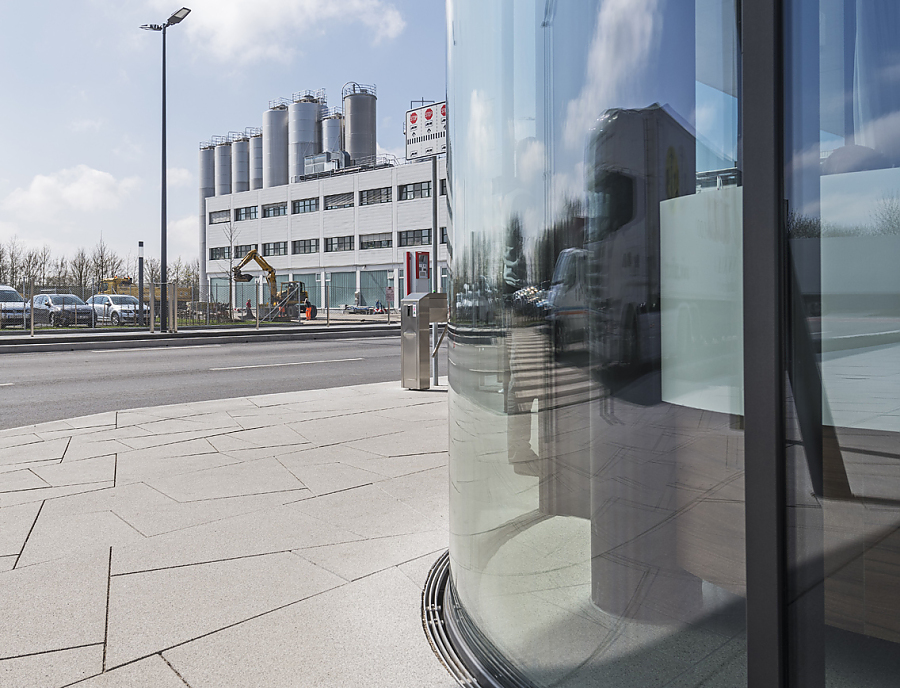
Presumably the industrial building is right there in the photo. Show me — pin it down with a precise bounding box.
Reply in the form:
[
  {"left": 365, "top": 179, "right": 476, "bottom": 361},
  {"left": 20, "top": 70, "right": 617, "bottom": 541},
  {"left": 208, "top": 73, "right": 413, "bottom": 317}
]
[{"left": 199, "top": 83, "right": 448, "bottom": 309}]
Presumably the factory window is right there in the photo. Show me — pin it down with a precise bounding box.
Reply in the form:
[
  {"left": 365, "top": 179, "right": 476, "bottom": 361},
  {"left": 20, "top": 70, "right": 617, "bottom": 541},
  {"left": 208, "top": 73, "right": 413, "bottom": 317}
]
[
  {"left": 398, "top": 229, "right": 431, "bottom": 247},
  {"left": 324, "top": 235, "right": 354, "bottom": 252},
  {"left": 262, "top": 203, "right": 287, "bottom": 218},
  {"left": 360, "top": 233, "right": 392, "bottom": 250},
  {"left": 440, "top": 227, "right": 447, "bottom": 244},
  {"left": 398, "top": 181, "right": 431, "bottom": 200},
  {"left": 440, "top": 179, "right": 447, "bottom": 196},
  {"left": 209, "top": 210, "right": 230, "bottom": 224},
  {"left": 208, "top": 246, "right": 231, "bottom": 261},
  {"left": 233, "top": 244, "right": 257, "bottom": 258},
  {"left": 234, "top": 206, "right": 258, "bottom": 221},
  {"left": 292, "top": 198, "right": 319, "bottom": 214},
  {"left": 291, "top": 239, "right": 319, "bottom": 255},
  {"left": 360, "top": 187, "right": 392, "bottom": 206},
  {"left": 262, "top": 242, "right": 288, "bottom": 257},
  {"left": 324, "top": 192, "right": 354, "bottom": 210}
]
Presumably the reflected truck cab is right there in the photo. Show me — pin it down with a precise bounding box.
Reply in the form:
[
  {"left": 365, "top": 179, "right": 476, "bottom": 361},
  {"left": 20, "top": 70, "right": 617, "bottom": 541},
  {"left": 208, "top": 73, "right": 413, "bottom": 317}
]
[
  {"left": 546, "top": 248, "right": 588, "bottom": 351},
  {"left": 586, "top": 105, "right": 695, "bottom": 372}
]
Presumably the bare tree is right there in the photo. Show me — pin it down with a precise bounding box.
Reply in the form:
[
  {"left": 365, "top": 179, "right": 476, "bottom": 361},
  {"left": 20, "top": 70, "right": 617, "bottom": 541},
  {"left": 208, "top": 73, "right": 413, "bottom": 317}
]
[
  {"left": 218, "top": 221, "right": 241, "bottom": 312},
  {"left": 872, "top": 191, "right": 900, "bottom": 235},
  {"left": 0, "top": 243, "right": 7, "bottom": 284},
  {"left": 90, "top": 238, "right": 123, "bottom": 284},
  {"left": 38, "top": 245, "right": 52, "bottom": 285},
  {"left": 6, "top": 236, "right": 22, "bottom": 290},
  {"left": 51, "top": 255, "right": 69, "bottom": 287},
  {"left": 21, "top": 248, "right": 41, "bottom": 293},
  {"left": 70, "top": 248, "right": 91, "bottom": 294},
  {"left": 146, "top": 257, "right": 161, "bottom": 284}
]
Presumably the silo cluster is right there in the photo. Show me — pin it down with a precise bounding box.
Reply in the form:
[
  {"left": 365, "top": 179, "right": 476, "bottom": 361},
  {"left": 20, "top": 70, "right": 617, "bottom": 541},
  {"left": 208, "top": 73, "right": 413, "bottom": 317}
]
[{"left": 201, "top": 83, "right": 377, "bottom": 196}]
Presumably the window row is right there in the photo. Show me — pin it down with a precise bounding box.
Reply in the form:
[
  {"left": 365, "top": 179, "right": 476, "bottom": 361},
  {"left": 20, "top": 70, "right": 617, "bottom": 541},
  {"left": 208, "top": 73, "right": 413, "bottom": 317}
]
[
  {"left": 210, "top": 228, "right": 447, "bottom": 261},
  {"left": 208, "top": 181, "right": 443, "bottom": 225}
]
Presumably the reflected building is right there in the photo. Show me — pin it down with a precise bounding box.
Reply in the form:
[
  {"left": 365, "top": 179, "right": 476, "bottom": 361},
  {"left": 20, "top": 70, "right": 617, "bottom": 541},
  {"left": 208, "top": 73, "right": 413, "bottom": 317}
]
[{"left": 440, "top": 1, "right": 900, "bottom": 687}]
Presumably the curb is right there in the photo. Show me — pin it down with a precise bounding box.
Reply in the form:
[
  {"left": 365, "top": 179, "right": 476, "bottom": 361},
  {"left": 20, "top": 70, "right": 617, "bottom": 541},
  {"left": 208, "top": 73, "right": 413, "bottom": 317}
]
[{"left": 0, "top": 324, "right": 400, "bottom": 355}]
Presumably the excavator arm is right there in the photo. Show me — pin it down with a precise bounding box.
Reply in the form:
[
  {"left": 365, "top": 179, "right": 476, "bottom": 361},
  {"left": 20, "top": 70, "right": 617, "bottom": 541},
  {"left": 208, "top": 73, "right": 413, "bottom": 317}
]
[{"left": 232, "top": 249, "right": 279, "bottom": 298}]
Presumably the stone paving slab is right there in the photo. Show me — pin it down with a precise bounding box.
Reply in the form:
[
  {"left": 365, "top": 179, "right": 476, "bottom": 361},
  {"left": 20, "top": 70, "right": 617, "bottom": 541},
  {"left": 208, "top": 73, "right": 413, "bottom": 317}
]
[{"left": 0, "top": 379, "right": 453, "bottom": 686}]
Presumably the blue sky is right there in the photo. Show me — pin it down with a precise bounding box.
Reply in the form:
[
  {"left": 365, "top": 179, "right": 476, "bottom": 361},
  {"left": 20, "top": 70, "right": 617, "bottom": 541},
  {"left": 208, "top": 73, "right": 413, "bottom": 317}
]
[{"left": 0, "top": 0, "right": 446, "bottom": 269}]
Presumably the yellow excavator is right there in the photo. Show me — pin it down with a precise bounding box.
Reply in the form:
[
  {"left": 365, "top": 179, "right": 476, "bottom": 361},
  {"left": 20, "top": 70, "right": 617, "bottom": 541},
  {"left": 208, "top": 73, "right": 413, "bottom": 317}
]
[{"left": 232, "top": 249, "right": 309, "bottom": 320}]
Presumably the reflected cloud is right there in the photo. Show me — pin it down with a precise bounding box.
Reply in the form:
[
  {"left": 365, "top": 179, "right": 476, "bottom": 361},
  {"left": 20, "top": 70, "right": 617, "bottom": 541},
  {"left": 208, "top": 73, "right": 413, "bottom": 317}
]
[{"left": 563, "top": 0, "right": 662, "bottom": 150}]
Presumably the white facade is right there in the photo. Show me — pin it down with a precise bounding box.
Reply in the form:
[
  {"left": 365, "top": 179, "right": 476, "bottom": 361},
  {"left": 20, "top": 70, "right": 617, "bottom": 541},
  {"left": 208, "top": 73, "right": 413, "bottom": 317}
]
[{"left": 204, "top": 158, "right": 449, "bottom": 309}]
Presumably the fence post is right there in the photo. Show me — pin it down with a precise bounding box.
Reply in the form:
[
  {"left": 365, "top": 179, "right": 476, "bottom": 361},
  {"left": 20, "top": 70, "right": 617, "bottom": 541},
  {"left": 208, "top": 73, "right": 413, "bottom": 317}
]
[
  {"left": 29, "top": 281, "right": 34, "bottom": 337},
  {"left": 149, "top": 286, "right": 155, "bottom": 333}
]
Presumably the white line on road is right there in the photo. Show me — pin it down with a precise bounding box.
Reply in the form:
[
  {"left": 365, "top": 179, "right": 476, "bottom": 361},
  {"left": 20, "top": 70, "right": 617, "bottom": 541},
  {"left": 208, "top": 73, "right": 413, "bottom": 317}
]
[
  {"left": 91, "top": 344, "right": 222, "bottom": 353},
  {"left": 0, "top": 383, "right": 13, "bottom": 387},
  {"left": 210, "top": 357, "right": 363, "bottom": 371}
]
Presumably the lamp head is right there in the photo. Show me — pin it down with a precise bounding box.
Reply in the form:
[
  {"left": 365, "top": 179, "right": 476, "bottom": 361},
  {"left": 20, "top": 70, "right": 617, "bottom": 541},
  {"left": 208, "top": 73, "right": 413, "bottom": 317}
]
[{"left": 166, "top": 7, "right": 191, "bottom": 25}]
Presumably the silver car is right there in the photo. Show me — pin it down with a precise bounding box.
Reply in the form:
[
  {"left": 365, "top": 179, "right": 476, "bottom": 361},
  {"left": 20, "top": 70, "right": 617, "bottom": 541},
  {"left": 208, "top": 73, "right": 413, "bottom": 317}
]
[
  {"left": 0, "top": 285, "right": 27, "bottom": 328},
  {"left": 87, "top": 294, "right": 149, "bottom": 326}
]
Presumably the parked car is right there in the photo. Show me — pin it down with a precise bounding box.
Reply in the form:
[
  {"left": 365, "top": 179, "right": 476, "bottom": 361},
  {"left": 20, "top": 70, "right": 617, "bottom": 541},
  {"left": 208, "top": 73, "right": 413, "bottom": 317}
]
[
  {"left": 0, "top": 285, "right": 27, "bottom": 328},
  {"left": 31, "top": 293, "right": 95, "bottom": 327},
  {"left": 86, "top": 294, "right": 149, "bottom": 325}
]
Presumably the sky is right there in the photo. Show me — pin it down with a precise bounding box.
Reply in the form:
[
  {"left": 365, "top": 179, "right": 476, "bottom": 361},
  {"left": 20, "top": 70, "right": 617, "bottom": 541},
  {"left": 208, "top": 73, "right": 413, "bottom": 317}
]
[{"left": 0, "top": 0, "right": 447, "bottom": 272}]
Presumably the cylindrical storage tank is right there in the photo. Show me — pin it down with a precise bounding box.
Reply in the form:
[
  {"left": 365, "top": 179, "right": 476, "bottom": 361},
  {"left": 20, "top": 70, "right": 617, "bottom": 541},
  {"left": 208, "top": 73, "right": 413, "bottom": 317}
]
[
  {"left": 289, "top": 99, "right": 320, "bottom": 181},
  {"left": 342, "top": 83, "right": 377, "bottom": 165},
  {"left": 320, "top": 114, "right": 343, "bottom": 154},
  {"left": 214, "top": 142, "right": 232, "bottom": 196},
  {"left": 231, "top": 138, "right": 250, "bottom": 192},
  {"left": 198, "top": 145, "right": 215, "bottom": 299},
  {"left": 249, "top": 134, "right": 263, "bottom": 190},
  {"left": 262, "top": 105, "right": 289, "bottom": 188}
]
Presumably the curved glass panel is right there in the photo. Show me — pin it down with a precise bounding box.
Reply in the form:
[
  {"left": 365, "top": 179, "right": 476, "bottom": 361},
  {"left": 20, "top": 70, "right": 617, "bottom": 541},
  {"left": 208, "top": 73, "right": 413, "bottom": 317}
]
[
  {"left": 447, "top": 0, "right": 745, "bottom": 685},
  {"left": 785, "top": 0, "right": 900, "bottom": 684}
]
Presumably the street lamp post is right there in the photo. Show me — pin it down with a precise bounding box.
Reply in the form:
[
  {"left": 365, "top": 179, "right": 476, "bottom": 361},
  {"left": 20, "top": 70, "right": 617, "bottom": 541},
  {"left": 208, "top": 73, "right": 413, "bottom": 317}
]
[
  {"left": 138, "top": 241, "right": 145, "bottom": 326},
  {"left": 141, "top": 7, "right": 190, "bottom": 333}
]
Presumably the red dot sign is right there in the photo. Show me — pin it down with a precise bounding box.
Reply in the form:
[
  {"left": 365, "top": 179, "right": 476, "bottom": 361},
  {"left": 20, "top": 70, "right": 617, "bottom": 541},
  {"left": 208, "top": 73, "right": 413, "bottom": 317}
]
[
  {"left": 410, "top": 112, "right": 417, "bottom": 124},
  {"left": 425, "top": 108, "right": 433, "bottom": 120},
  {"left": 441, "top": 104, "right": 446, "bottom": 117}
]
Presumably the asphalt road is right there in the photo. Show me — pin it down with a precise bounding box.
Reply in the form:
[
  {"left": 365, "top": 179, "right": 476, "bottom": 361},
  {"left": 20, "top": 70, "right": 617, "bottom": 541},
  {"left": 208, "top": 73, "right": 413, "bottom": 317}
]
[{"left": 0, "top": 336, "right": 448, "bottom": 430}]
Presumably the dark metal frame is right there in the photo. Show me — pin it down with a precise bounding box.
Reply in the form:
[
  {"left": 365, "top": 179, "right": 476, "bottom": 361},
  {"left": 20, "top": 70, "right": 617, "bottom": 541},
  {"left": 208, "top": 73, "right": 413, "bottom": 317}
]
[{"left": 742, "top": 0, "right": 787, "bottom": 686}]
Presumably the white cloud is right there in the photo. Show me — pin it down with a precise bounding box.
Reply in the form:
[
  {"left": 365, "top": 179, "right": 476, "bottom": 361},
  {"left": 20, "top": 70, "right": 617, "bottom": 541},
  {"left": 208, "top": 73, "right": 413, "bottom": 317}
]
[
  {"left": 563, "top": 0, "right": 661, "bottom": 150},
  {"left": 167, "top": 167, "right": 192, "bottom": 188},
  {"left": 68, "top": 118, "right": 105, "bottom": 133},
  {"left": 168, "top": 214, "right": 202, "bottom": 263},
  {"left": 147, "top": 0, "right": 406, "bottom": 65},
  {"left": 1, "top": 165, "right": 140, "bottom": 222}
]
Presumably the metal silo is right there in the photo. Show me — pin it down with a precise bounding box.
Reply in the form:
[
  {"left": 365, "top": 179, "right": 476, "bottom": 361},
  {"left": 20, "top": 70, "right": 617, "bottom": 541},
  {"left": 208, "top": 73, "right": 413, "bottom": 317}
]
[
  {"left": 248, "top": 128, "right": 263, "bottom": 190},
  {"left": 289, "top": 95, "right": 319, "bottom": 181},
  {"left": 199, "top": 142, "right": 215, "bottom": 298},
  {"left": 320, "top": 111, "right": 343, "bottom": 154},
  {"left": 231, "top": 134, "right": 250, "bottom": 193},
  {"left": 214, "top": 138, "right": 232, "bottom": 196},
  {"left": 263, "top": 102, "right": 289, "bottom": 188},
  {"left": 342, "top": 82, "right": 377, "bottom": 165}
]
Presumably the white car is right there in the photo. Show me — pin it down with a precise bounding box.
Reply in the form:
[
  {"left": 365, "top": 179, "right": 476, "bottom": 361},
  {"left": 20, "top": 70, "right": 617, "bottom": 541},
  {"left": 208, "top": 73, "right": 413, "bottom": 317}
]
[
  {"left": 0, "top": 285, "right": 27, "bottom": 328},
  {"left": 87, "top": 294, "right": 150, "bottom": 326}
]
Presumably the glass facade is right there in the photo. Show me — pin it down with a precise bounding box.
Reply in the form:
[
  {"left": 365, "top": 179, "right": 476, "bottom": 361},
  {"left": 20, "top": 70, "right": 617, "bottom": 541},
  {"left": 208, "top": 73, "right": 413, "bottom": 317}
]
[
  {"left": 784, "top": 0, "right": 900, "bottom": 685},
  {"left": 444, "top": 1, "right": 900, "bottom": 687}
]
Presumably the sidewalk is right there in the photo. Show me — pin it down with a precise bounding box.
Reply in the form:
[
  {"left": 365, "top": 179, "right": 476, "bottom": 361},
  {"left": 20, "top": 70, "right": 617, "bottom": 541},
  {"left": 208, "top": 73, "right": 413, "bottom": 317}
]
[{"left": 0, "top": 380, "right": 455, "bottom": 687}]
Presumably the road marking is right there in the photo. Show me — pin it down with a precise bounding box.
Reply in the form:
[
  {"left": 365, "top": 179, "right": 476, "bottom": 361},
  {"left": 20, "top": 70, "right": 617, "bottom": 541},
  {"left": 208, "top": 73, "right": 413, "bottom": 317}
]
[
  {"left": 211, "top": 357, "right": 363, "bottom": 371},
  {"left": 0, "top": 383, "right": 13, "bottom": 387},
  {"left": 90, "top": 344, "right": 222, "bottom": 353}
]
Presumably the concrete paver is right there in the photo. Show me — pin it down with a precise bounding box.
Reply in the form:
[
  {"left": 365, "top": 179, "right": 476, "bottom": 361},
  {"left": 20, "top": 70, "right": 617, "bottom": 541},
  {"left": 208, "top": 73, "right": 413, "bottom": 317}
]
[{"left": 0, "top": 379, "right": 453, "bottom": 686}]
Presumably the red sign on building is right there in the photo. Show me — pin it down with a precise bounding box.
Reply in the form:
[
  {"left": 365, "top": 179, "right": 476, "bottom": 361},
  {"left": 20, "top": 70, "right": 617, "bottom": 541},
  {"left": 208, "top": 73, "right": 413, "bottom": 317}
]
[{"left": 410, "top": 112, "right": 418, "bottom": 124}]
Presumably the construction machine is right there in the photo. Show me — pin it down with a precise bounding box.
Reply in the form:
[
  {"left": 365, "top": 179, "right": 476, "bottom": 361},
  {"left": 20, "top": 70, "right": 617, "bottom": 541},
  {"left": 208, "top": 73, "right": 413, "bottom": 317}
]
[
  {"left": 232, "top": 249, "right": 309, "bottom": 320},
  {"left": 98, "top": 276, "right": 192, "bottom": 308}
]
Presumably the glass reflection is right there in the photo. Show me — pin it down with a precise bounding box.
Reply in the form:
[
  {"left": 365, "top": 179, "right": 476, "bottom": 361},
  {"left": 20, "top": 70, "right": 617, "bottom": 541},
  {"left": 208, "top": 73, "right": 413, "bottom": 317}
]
[
  {"left": 447, "top": 0, "right": 746, "bottom": 685},
  {"left": 786, "top": 0, "right": 900, "bottom": 685}
]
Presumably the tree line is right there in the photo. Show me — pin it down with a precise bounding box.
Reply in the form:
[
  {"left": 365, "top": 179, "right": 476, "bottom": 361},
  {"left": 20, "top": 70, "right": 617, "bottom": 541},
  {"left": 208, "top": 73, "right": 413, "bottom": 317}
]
[{"left": 0, "top": 236, "right": 200, "bottom": 295}]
